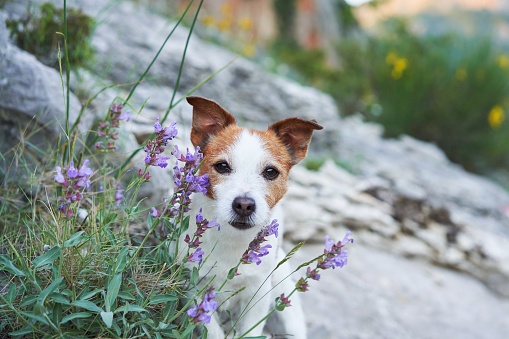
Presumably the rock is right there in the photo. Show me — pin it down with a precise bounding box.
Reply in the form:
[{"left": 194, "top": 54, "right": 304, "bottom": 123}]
[
  {"left": 295, "top": 243, "right": 509, "bottom": 339},
  {"left": 0, "top": 13, "right": 92, "bottom": 164}
]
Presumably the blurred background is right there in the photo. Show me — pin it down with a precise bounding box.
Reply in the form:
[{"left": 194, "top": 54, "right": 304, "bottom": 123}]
[{"left": 171, "top": 0, "right": 509, "bottom": 182}]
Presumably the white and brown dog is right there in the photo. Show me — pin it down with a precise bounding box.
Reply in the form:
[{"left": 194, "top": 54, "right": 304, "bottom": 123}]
[{"left": 182, "top": 96, "right": 322, "bottom": 338}]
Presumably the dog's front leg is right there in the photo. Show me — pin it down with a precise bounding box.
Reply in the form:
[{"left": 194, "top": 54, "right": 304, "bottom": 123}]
[
  {"left": 234, "top": 284, "right": 272, "bottom": 337},
  {"left": 204, "top": 312, "right": 226, "bottom": 339}
]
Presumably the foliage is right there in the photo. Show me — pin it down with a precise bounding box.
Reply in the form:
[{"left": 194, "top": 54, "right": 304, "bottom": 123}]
[
  {"left": 272, "top": 0, "right": 297, "bottom": 44},
  {"left": 6, "top": 2, "right": 95, "bottom": 70},
  {"left": 351, "top": 19, "right": 509, "bottom": 171}
]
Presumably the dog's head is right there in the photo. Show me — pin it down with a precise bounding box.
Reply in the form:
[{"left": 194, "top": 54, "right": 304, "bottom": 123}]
[{"left": 187, "top": 96, "right": 322, "bottom": 231}]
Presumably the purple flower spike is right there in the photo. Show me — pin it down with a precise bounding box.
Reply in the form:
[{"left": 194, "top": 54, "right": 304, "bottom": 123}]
[
  {"left": 296, "top": 232, "right": 353, "bottom": 294},
  {"left": 241, "top": 219, "right": 279, "bottom": 266}
]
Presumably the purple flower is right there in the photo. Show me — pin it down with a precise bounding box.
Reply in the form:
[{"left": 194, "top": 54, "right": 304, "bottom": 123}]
[
  {"left": 114, "top": 182, "right": 123, "bottom": 206},
  {"left": 296, "top": 277, "right": 309, "bottom": 292},
  {"left": 54, "top": 159, "right": 95, "bottom": 218},
  {"left": 296, "top": 232, "right": 353, "bottom": 294},
  {"left": 241, "top": 220, "right": 279, "bottom": 266},
  {"left": 325, "top": 235, "right": 334, "bottom": 252},
  {"left": 342, "top": 231, "right": 354, "bottom": 246},
  {"left": 66, "top": 161, "right": 79, "bottom": 179},
  {"left": 53, "top": 166, "right": 68, "bottom": 186},
  {"left": 306, "top": 267, "right": 320, "bottom": 281},
  {"left": 188, "top": 286, "right": 218, "bottom": 325},
  {"left": 117, "top": 110, "right": 131, "bottom": 122},
  {"left": 150, "top": 207, "right": 161, "bottom": 218},
  {"left": 280, "top": 293, "right": 291, "bottom": 306},
  {"left": 187, "top": 248, "right": 204, "bottom": 264},
  {"left": 96, "top": 103, "right": 131, "bottom": 153}
]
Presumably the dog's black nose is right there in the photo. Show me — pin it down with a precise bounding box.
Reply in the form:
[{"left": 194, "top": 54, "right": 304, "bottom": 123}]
[{"left": 232, "top": 197, "right": 256, "bottom": 217}]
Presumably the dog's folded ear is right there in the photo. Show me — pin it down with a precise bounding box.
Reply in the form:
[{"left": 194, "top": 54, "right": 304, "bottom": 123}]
[
  {"left": 269, "top": 118, "right": 323, "bottom": 166},
  {"left": 187, "top": 96, "right": 236, "bottom": 150}
]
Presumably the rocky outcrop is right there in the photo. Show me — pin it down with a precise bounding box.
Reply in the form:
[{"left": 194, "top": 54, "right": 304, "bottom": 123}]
[
  {"left": 0, "top": 12, "right": 92, "bottom": 173},
  {"left": 3, "top": 1, "right": 509, "bottom": 338}
]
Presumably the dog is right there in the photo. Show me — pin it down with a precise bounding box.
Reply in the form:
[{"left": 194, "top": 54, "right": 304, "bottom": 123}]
[{"left": 182, "top": 96, "right": 322, "bottom": 338}]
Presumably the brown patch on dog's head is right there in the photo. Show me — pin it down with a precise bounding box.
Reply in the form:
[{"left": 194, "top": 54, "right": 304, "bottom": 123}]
[
  {"left": 268, "top": 118, "right": 323, "bottom": 166},
  {"left": 199, "top": 124, "right": 243, "bottom": 200}
]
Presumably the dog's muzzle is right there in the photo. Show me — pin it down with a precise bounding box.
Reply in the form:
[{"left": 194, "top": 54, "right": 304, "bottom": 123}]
[{"left": 230, "top": 196, "right": 256, "bottom": 230}]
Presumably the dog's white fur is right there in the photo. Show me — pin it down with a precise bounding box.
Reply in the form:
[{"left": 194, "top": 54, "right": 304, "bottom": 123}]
[{"left": 180, "top": 97, "right": 322, "bottom": 338}]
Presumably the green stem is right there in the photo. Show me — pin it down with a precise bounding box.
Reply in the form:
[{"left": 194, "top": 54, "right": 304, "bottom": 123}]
[
  {"left": 124, "top": 0, "right": 195, "bottom": 104},
  {"left": 163, "top": 0, "right": 204, "bottom": 123}
]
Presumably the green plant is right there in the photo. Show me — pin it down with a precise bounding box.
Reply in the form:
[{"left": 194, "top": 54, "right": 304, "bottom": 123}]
[
  {"left": 6, "top": 2, "right": 95, "bottom": 70},
  {"left": 357, "top": 19, "right": 509, "bottom": 171}
]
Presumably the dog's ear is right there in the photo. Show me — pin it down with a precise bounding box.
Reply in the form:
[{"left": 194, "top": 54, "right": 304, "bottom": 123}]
[
  {"left": 187, "top": 96, "right": 236, "bottom": 150},
  {"left": 269, "top": 118, "right": 323, "bottom": 166}
]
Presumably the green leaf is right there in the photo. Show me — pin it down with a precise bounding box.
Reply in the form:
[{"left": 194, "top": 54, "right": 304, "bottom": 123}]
[
  {"left": 20, "top": 311, "right": 49, "bottom": 325},
  {"left": 180, "top": 216, "right": 190, "bottom": 234},
  {"left": 114, "top": 304, "right": 148, "bottom": 314},
  {"left": 172, "top": 329, "right": 182, "bottom": 339},
  {"left": 0, "top": 254, "right": 26, "bottom": 276},
  {"left": 148, "top": 294, "right": 179, "bottom": 305},
  {"left": 100, "top": 311, "right": 113, "bottom": 328},
  {"left": 33, "top": 246, "right": 61, "bottom": 269},
  {"left": 105, "top": 274, "right": 122, "bottom": 312},
  {"left": 60, "top": 312, "right": 92, "bottom": 325},
  {"left": 79, "top": 288, "right": 104, "bottom": 300},
  {"left": 6, "top": 284, "right": 16, "bottom": 304},
  {"left": 148, "top": 214, "right": 154, "bottom": 228},
  {"left": 61, "top": 289, "right": 73, "bottom": 297},
  {"left": 131, "top": 198, "right": 145, "bottom": 214},
  {"left": 50, "top": 292, "right": 71, "bottom": 305},
  {"left": 37, "top": 277, "right": 63, "bottom": 305},
  {"left": 114, "top": 246, "right": 129, "bottom": 274},
  {"left": 8, "top": 326, "right": 33, "bottom": 336},
  {"left": 71, "top": 300, "right": 103, "bottom": 313},
  {"left": 20, "top": 295, "right": 37, "bottom": 307},
  {"left": 63, "top": 231, "right": 86, "bottom": 247},
  {"left": 118, "top": 291, "right": 135, "bottom": 300},
  {"left": 227, "top": 266, "right": 238, "bottom": 280},
  {"left": 190, "top": 266, "right": 199, "bottom": 286},
  {"left": 274, "top": 241, "right": 305, "bottom": 272}
]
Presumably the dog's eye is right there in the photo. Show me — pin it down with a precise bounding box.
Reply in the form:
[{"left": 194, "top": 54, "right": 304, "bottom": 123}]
[
  {"left": 263, "top": 167, "right": 279, "bottom": 180},
  {"left": 214, "top": 161, "right": 231, "bottom": 174}
]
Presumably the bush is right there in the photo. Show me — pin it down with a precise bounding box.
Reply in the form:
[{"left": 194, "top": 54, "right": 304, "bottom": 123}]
[
  {"left": 355, "top": 19, "right": 509, "bottom": 172},
  {"left": 6, "top": 2, "right": 95, "bottom": 70}
]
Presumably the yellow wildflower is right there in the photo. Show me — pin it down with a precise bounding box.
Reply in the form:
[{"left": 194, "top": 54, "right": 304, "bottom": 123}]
[
  {"left": 218, "top": 19, "right": 232, "bottom": 32},
  {"left": 201, "top": 15, "right": 215, "bottom": 28},
  {"left": 391, "top": 57, "right": 408, "bottom": 79},
  {"left": 488, "top": 105, "right": 505, "bottom": 129},
  {"left": 385, "top": 52, "right": 398, "bottom": 65},
  {"left": 243, "top": 44, "right": 256, "bottom": 58},
  {"left": 238, "top": 18, "right": 253, "bottom": 31},
  {"left": 221, "top": 3, "right": 233, "bottom": 17},
  {"left": 497, "top": 55, "right": 509, "bottom": 70},
  {"left": 455, "top": 68, "right": 467, "bottom": 81}
]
